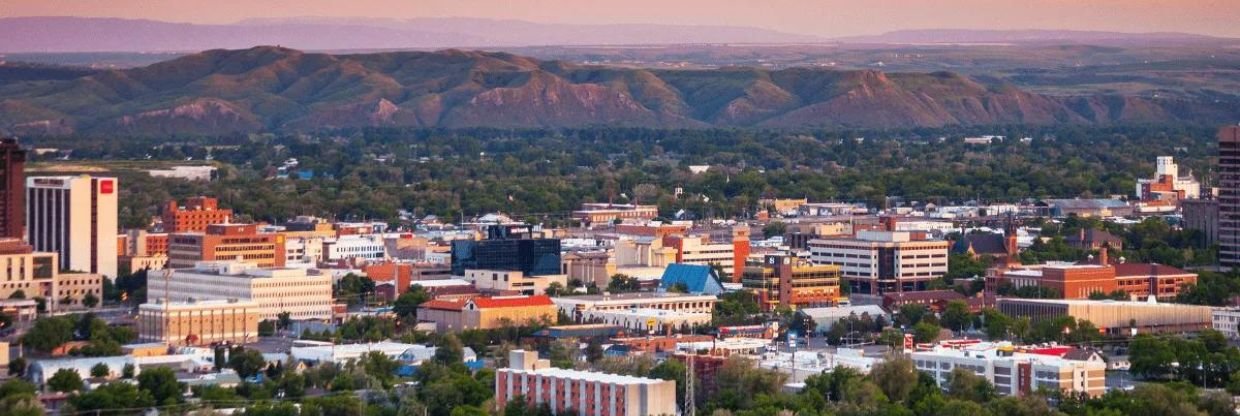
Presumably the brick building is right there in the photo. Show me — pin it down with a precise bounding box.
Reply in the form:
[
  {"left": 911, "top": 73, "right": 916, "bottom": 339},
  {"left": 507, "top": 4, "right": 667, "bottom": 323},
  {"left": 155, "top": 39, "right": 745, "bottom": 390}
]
[
  {"left": 162, "top": 197, "right": 232, "bottom": 233},
  {"left": 168, "top": 224, "right": 286, "bottom": 269}
]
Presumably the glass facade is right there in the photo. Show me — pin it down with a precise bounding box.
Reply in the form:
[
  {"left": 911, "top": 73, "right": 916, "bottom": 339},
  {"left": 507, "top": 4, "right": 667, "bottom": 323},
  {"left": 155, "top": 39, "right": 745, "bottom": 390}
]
[{"left": 451, "top": 238, "right": 562, "bottom": 276}]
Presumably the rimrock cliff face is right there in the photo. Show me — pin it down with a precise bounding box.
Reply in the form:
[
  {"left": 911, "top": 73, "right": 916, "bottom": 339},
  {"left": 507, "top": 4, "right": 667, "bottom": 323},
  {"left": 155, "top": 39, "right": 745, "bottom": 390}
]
[{"left": 2, "top": 47, "right": 1235, "bottom": 135}]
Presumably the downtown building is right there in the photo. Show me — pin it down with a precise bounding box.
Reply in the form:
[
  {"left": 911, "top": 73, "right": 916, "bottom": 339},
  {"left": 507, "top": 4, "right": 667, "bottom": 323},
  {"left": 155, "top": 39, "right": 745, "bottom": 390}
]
[
  {"left": 911, "top": 341, "right": 1107, "bottom": 398},
  {"left": 0, "top": 138, "right": 25, "bottom": 240},
  {"left": 26, "top": 175, "right": 119, "bottom": 278},
  {"left": 807, "top": 230, "right": 949, "bottom": 303},
  {"left": 1220, "top": 126, "right": 1240, "bottom": 269},
  {"left": 168, "top": 223, "right": 286, "bottom": 269},
  {"left": 158, "top": 261, "right": 332, "bottom": 321},
  {"left": 741, "top": 252, "right": 843, "bottom": 311},
  {"left": 161, "top": 196, "right": 232, "bottom": 233},
  {"left": 496, "top": 349, "right": 676, "bottom": 416}
]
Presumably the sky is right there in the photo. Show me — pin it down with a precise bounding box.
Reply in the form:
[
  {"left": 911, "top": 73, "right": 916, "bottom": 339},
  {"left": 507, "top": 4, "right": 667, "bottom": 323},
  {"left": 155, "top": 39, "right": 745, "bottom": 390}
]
[{"left": 3, "top": 0, "right": 1239, "bottom": 38}]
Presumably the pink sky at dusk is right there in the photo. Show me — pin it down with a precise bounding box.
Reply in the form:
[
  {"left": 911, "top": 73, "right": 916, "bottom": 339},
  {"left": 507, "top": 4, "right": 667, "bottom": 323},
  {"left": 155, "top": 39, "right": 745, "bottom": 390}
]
[{"left": 2, "top": 0, "right": 1238, "bottom": 38}]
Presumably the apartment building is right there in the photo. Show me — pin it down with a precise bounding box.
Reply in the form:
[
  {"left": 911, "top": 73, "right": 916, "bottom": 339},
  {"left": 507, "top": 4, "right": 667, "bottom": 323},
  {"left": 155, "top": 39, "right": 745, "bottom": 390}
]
[
  {"left": 168, "top": 223, "right": 286, "bottom": 269},
  {"left": 808, "top": 230, "right": 948, "bottom": 301},
  {"left": 137, "top": 299, "right": 260, "bottom": 345},
  {"left": 158, "top": 261, "right": 332, "bottom": 321},
  {"left": 496, "top": 349, "right": 676, "bottom": 416},
  {"left": 741, "top": 253, "right": 843, "bottom": 311},
  {"left": 911, "top": 342, "right": 1106, "bottom": 398}
]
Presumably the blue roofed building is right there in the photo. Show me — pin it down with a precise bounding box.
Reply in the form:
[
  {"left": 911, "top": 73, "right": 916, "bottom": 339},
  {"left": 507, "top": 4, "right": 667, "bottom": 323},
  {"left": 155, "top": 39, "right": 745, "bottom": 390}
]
[{"left": 658, "top": 263, "right": 725, "bottom": 295}]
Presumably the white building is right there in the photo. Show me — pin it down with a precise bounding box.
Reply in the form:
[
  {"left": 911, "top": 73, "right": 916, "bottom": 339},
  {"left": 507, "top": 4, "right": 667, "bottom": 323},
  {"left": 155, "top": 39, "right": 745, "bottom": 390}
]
[
  {"left": 552, "top": 292, "right": 718, "bottom": 322},
  {"left": 464, "top": 269, "right": 566, "bottom": 296},
  {"left": 147, "top": 166, "right": 217, "bottom": 181},
  {"left": 758, "top": 348, "right": 880, "bottom": 383},
  {"left": 160, "top": 261, "right": 333, "bottom": 321},
  {"left": 1212, "top": 309, "right": 1240, "bottom": 338},
  {"left": 26, "top": 175, "right": 119, "bottom": 278},
  {"left": 290, "top": 341, "right": 474, "bottom": 364},
  {"left": 579, "top": 308, "right": 712, "bottom": 333},
  {"left": 1135, "top": 156, "right": 1201, "bottom": 200},
  {"left": 910, "top": 342, "right": 1107, "bottom": 398},
  {"left": 324, "top": 235, "right": 388, "bottom": 262},
  {"left": 808, "top": 231, "right": 948, "bottom": 302},
  {"left": 497, "top": 350, "right": 676, "bottom": 416},
  {"left": 283, "top": 236, "right": 326, "bottom": 265}
]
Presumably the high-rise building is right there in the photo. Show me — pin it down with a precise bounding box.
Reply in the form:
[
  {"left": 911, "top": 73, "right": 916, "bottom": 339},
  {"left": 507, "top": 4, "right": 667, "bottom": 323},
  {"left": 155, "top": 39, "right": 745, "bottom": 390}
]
[
  {"left": 161, "top": 197, "right": 232, "bottom": 233},
  {"left": 0, "top": 138, "right": 26, "bottom": 240},
  {"left": 26, "top": 175, "right": 119, "bottom": 278},
  {"left": 1220, "top": 126, "right": 1240, "bottom": 269}
]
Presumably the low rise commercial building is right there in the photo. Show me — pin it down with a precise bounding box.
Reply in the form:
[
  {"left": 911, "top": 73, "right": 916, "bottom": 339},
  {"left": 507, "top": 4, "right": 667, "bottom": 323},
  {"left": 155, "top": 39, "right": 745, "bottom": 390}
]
[
  {"left": 496, "top": 349, "right": 676, "bottom": 416},
  {"left": 465, "top": 269, "right": 567, "bottom": 296},
  {"left": 418, "top": 295, "right": 558, "bottom": 331},
  {"left": 159, "top": 261, "right": 332, "bottom": 321},
  {"left": 998, "top": 298, "right": 1213, "bottom": 334},
  {"left": 561, "top": 251, "right": 617, "bottom": 288},
  {"left": 742, "top": 253, "right": 843, "bottom": 311},
  {"left": 993, "top": 253, "right": 1195, "bottom": 301},
  {"left": 579, "top": 308, "right": 711, "bottom": 334},
  {"left": 552, "top": 292, "right": 717, "bottom": 322},
  {"left": 137, "top": 299, "right": 259, "bottom": 345},
  {"left": 572, "top": 203, "right": 659, "bottom": 225},
  {"left": 911, "top": 342, "right": 1107, "bottom": 398}
]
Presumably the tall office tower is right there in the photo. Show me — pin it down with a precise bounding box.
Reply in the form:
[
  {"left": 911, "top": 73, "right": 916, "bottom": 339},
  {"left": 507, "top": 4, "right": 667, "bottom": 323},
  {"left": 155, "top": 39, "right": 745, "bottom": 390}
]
[
  {"left": 26, "top": 175, "right": 119, "bottom": 278},
  {"left": 0, "top": 138, "right": 26, "bottom": 240},
  {"left": 1220, "top": 126, "right": 1240, "bottom": 269}
]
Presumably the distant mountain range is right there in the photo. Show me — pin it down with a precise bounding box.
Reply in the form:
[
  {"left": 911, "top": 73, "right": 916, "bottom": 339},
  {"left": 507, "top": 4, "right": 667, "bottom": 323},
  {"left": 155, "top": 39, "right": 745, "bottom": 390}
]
[
  {"left": 0, "top": 16, "right": 821, "bottom": 53},
  {"left": 1, "top": 47, "right": 1234, "bottom": 135},
  {"left": 3, "top": 17, "right": 1234, "bottom": 54},
  {"left": 837, "top": 29, "right": 1230, "bottom": 45}
]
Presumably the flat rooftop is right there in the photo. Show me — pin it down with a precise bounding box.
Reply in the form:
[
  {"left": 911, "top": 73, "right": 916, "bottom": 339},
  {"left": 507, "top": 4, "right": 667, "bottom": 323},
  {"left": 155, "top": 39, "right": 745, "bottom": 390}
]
[
  {"left": 503, "top": 367, "right": 668, "bottom": 385},
  {"left": 554, "top": 292, "right": 718, "bottom": 302}
]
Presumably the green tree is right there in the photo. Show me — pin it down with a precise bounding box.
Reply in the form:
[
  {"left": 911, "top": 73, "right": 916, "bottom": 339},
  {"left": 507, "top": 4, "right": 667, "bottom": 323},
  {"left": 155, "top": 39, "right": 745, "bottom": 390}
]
[
  {"left": 868, "top": 353, "right": 919, "bottom": 403},
  {"left": 228, "top": 347, "right": 267, "bottom": 379},
  {"left": 648, "top": 359, "right": 689, "bottom": 404},
  {"left": 89, "top": 363, "right": 110, "bottom": 379},
  {"left": 21, "top": 316, "right": 74, "bottom": 353},
  {"left": 360, "top": 351, "right": 400, "bottom": 387},
  {"left": 940, "top": 300, "right": 972, "bottom": 332},
  {"left": 121, "top": 363, "right": 135, "bottom": 379},
  {"left": 7, "top": 357, "right": 27, "bottom": 378},
  {"left": 434, "top": 334, "right": 466, "bottom": 365},
  {"left": 394, "top": 286, "right": 431, "bottom": 322},
  {"left": 913, "top": 321, "right": 941, "bottom": 344},
  {"left": 67, "top": 382, "right": 155, "bottom": 413},
  {"left": 946, "top": 368, "right": 995, "bottom": 403},
  {"left": 46, "top": 368, "right": 84, "bottom": 393},
  {"left": 82, "top": 292, "right": 99, "bottom": 308},
  {"left": 277, "top": 311, "right": 293, "bottom": 330},
  {"left": 137, "top": 366, "right": 183, "bottom": 405}
]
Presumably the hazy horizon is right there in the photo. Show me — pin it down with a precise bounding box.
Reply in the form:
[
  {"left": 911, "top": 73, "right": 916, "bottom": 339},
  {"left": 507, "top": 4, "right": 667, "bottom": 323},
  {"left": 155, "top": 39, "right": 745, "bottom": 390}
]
[{"left": 4, "top": 0, "right": 1240, "bottom": 39}]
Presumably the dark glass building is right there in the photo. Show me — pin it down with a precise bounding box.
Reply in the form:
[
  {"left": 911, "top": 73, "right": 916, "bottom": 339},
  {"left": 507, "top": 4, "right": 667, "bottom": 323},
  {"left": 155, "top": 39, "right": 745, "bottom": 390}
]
[{"left": 451, "top": 226, "right": 562, "bottom": 276}]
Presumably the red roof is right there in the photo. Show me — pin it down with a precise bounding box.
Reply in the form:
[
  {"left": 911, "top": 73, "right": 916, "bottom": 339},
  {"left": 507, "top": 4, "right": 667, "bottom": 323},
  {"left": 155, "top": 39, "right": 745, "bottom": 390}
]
[
  {"left": 470, "top": 295, "right": 555, "bottom": 309},
  {"left": 1113, "top": 263, "right": 1193, "bottom": 277},
  {"left": 1027, "top": 347, "right": 1073, "bottom": 357},
  {"left": 419, "top": 298, "right": 467, "bottom": 311}
]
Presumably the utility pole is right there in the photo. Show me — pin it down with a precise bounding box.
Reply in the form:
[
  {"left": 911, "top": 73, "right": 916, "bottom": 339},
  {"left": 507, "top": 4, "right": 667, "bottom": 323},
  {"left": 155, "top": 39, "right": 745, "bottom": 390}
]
[
  {"left": 163, "top": 268, "right": 173, "bottom": 346},
  {"left": 684, "top": 353, "right": 695, "bottom": 416}
]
